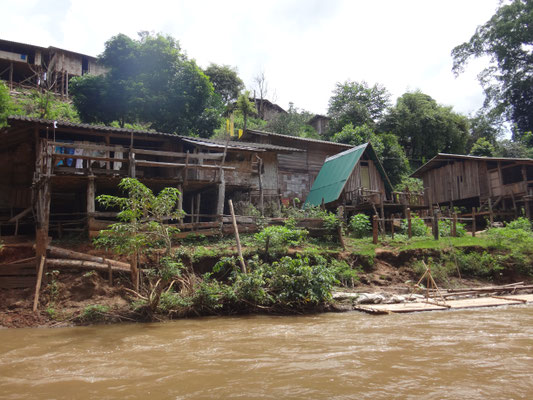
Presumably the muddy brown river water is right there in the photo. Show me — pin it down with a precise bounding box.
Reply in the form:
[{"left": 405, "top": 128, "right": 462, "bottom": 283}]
[{"left": 1, "top": 306, "right": 533, "bottom": 399}]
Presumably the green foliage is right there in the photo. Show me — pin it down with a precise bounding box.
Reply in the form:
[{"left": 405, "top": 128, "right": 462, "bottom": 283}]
[
  {"left": 265, "top": 102, "right": 316, "bottom": 137},
  {"left": 94, "top": 178, "right": 184, "bottom": 255},
  {"left": 71, "top": 32, "right": 217, "bottom": 136},
  {"left": 401, "top": 215, "right": 430, "bottom": 237},
  {"left": 379, "top": 90, "right": 469, "bottom": 161},
  {"left": 254, "top": 224, "right": 308, "bottom": 254},
  {"left": 470, "top": 137, "right": 495, "bottom": 157},
  {"left": 331, "top": 123, "right": 409, "bottom": 186},
  {"left": 487, "top": 222, "right": 533, "bottom": 252},
  {"left": 203, "top": 63, "right": 244, "bottom": 106},
  {"left": 394, "top": 176, "right": 424, "bottom": 193},
  {"left": 267, "top": 256, "right": 335, "bottom": 306},
  {"left": 438, "top": 219, "right": 466, "bottom": 237},
  {"left": 452, "top": 0, "right": 533, "bottom": 136},
  {"left": 80, "top": 304, "right": 110, "bottom": 322},
  {"left": 0, "top": 80, "right": 13, "bottom": 127},
  {"left": 349, "top": 214, "right": 371, "bottom": 238},
  {"left": 454, "top": 251, "right": 504, "bottom": 279},
  {"left": 505, "top": 217, "right": 532, "bottom": 231},
  {"left": 327, "top": 80, "right": 391, "bottom": 136},
  {"left": 235, "top": 90, "right": 257, "bottom": 132},
  {"left": 329, "top": 259, "right": 360, "bottom": 287}
]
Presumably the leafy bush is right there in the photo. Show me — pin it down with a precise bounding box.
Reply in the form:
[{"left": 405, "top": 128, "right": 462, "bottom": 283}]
[
  {"left": 267, "top": 256, "right": 335, "bottom": 306},
  {"left": 505, "top": 217, "right": 532, "bottom": 231},
  {"left": 329, "top": 259, "right": 360, "bottom": 287},
  {"left": 349, "top": 214, "right": 371, "bottom": 238},
  {"left": 487, "top": 225, "right": 533, "bottom": 252},
  {"left": 80, "top": 304, "right": 110, "bottom": 322},
  {"left": 401, "top": 215, "right": 430, "bottom": 237},
  {"left": 454, "top": 251, "right": 504, "bottom": 279},
  {"left": 438, "top": 219, "right": 466, "bottom": 237},
  {"left": 254, "top": 224, "right": 308, "bottom": 254}
]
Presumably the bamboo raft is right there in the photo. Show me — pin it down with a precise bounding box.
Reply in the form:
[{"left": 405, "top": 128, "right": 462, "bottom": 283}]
[{"left": 355, "top": 293, "right": 533, "bottom": 314}]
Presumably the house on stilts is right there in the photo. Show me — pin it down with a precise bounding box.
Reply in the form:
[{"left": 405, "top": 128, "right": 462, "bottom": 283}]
[
  {"left": 411, "top": 153, "right": 533, "bottom": 221},
  {"left": 304, "top": 143, "right": 424, "bottom": 217}
]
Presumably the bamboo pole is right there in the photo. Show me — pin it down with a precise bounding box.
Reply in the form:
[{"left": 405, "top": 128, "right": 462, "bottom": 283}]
[
  {"left": 229, "top": 200, "right": 247, "bottom": 273},
  {"left": 32, "top": 256, "right": 46, "bottom": 312}
]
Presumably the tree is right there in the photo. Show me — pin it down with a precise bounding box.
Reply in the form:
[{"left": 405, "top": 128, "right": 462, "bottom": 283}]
[
  {"left": 265, "top": 102, "right": 316, "bottom": 137},
  {"left": 452, "top": 0, "right": 533, "bottom": 138},
  {"left": 94, "top": 178, "right": 185, "bottom": 311},
  {"left": 467, "top": 110, "right": 503, "bottom": 150},
  {"left": 70, "top": 33, "right": 217, "bottom": 136},
  {"left": 204, "top": 64, "right": 244, "bottom": 106},
  {"left": 235, "top": 91, "right": 257, "bottom": 133},
  {"left": 253, "top": 71, "right": 271, "bottom": 120},
  {"left": 327, "top": 80, "right": 391, "bottom": 136},
  {"left": 331, "top": 123, "right": 409, "bottom": 186},
  {"left": 379, "top": 91, "right": 469, "bottom": 162},
  {"left": 470, "top": 137, "right": 496, "bottom": 157}
]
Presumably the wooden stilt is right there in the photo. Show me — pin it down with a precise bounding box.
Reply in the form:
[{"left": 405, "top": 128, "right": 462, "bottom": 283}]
[
  {"left": 229, "top": 200, "right": 246, "bottom": 273},
  {"left": 472, "top": 207, "right": 477, "bottom": 237},
  {"left": 32, "top": 256, "right": 46, "bottom": 312},
  {"left": 372, "top": 215, "right": 378, "bottom": 244},
  {"left": 407, "top": 208, "right": 412, "bottom": 239}
]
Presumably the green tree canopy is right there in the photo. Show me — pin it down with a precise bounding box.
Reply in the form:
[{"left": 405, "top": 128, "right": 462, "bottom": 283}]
[
  {"left": 203, "top": 63, "right": 244, "bottom": 106},
  {"left": 452, "top": 0, "right": 533, "bottom": 138},
  {"left": 265, "top": 102, "right": 316, "bottom": 137},
  {"left": 70, "top": 33, "right": 218, "bottom": 137},
  {"left": 331, "top": 123, "right": 409, "bottom": 186},
  {"left": 327, "top": 80, "right": 391, "bottom": 136},
  {"left": 470, "top": 137, "right": 496, "bottom": 157},
  {"left": 379, "top": 91, "right": 469, "bottom": 162}
]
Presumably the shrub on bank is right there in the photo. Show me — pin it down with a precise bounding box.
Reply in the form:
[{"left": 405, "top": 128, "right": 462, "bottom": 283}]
[
  {"left": 401, "top": 215, "right": 430, "bottom": 237},
  {"left": 349, "top": 214, "right": 371, "bottom": 238}
]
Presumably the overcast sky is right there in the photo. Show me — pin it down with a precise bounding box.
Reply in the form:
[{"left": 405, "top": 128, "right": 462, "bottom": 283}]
[{"left": 1, "top": 0, "right": 500, "bottom": 116}]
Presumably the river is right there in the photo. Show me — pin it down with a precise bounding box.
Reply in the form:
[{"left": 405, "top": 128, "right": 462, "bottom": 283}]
[{"left": 1, "top": 306, "right": 532, "bottom": 399}]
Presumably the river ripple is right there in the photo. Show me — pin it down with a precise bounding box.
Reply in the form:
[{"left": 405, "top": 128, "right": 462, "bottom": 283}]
[{"left": 1, "top": 306, "right": 533, "bottom": 399}]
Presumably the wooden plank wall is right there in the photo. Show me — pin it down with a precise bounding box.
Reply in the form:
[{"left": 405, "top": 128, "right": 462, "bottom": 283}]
[{"left": 344, "top": 159, "right": 386, "bottom": 196}]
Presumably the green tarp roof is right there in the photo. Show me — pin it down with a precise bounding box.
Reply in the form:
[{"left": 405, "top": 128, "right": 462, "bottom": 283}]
[{"left": 304, "top": 143, "right": 392, "bottom": 206}]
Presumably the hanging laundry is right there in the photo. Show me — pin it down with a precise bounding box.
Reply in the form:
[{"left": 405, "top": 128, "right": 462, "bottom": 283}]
[{"left": 74, "top": 145, "right": 83, "bottom": 169}]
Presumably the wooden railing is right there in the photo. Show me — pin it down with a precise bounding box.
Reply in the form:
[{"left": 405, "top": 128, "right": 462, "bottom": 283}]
[{"left": 43, "top": 141, "right": 235, "bottom": 179}]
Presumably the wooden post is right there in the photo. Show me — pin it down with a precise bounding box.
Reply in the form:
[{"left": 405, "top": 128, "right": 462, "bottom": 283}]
[
  {"left": 32, "top": 256, "right": 46, "bottom": 312},
  {"left": 380, "top": 191, "right": 385, "bottom": 234},
  {"left": 178, "top": 184, "right": 184, "bottom": 224},
  {"left": 107, "top": 262, "right": 113, "bottom": 285},
  {"left": 256, "top": 155, "right": 264, "bottom": 216},
  {"left": 452, "top": 213, "right": 458, "bottom": 237},
  {"left": 372, "top": 215, "right": 378, "bottom": 244},
  {"left": 87, "top": 175, "right": 95, "bottom": 235},
  {"left": 337, "top": 206, "right": 346, "bottom": 250},
  {"left": 229, "top": 200, "right": 246, "bottom": 273},
  {"left": 433, "top": 212, "right": 439, "bottom": 240},
  {"left": 195, "top": 193, "right": 201, "bottom": 224},
  {"left": 472, "top": 207, "right": 476, "bottom": 237},
  {"left": 391, "top": 214, "right": 395, "bottom": 239},
  {"left": 190, "top": 196, "right": 195, "bottom": 224},
  {"left": 488, "top": 197, "right": 494, "bottom": 227},
  {"left": 129, "top": 152, "right": 136, "bottom": 178},
  {"left": 407, "top": 208, "right": 412, "bottom": 239},
  {"left": 216, "top": 170, "right": 225, "bottom": 221}
]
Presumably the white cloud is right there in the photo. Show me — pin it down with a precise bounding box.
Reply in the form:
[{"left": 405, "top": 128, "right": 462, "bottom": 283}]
[{"left": 1, "top": 0, "right": 501, "bottom": 116}]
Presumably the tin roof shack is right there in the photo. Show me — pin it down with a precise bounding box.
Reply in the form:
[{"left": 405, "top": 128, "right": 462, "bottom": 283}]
[
  {"left": 411, "top": 153, "right": 533, "bottom": 220},
  {"left": 307, "top": 115, "right": 331, "bottom": 137},
  {"left": 241, "top": 129, "right": 352, "bottom": 203},
  {"left": 0, "top": 38, "right": 105, "bottom": 97},
  {"left": 0, "top": 117, "right": 298, "bottom": 246},
  {"left": 304, "top": 143, "right": 394, "bottom": 213}
]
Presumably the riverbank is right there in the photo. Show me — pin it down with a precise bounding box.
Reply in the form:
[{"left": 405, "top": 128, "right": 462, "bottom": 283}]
[{"left": 2, "top": 231, "right": 532, "bottom": 329}]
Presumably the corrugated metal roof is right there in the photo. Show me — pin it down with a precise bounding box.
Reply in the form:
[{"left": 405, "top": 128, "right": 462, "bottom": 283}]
[
  {"left": 245, "top": 129, "right": 352, "bottom": 148},
  {"left": 411, "top": 153, "right": 533, "bottom": 178},
  {"left": 5, "top": 116, "right": 301, "bottom": 153},
  {"left": 304, "top": 143, "right": 392, "bottom": 206},
  {"left": 182, "top": 137, "right": 302, "bottom": 153}
]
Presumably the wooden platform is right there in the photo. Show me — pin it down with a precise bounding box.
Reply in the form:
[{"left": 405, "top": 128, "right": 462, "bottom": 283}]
[{"left": 355, "top": 294, "right": 533, "bottom": 314}]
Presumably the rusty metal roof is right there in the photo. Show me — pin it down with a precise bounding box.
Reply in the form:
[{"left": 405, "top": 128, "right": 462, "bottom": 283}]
[
  {"left": 411, "top": 153, "right": 533, "bottom": 178},
  {"left": 5, "top": 116, "right": 301, "bottom": 153},
  {"left": 245, "top": 129, "right": 352, "bottom": 148}
]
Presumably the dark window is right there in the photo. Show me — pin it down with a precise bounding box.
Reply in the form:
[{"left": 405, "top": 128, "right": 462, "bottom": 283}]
[
  {"left": 82, "top": 57, "right": 89, "bottom": 75},
  {"left": 502, "top": 165, "right": 523, "bottom": 185}
]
